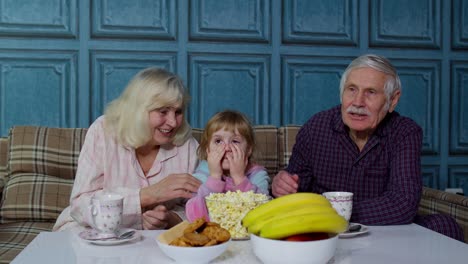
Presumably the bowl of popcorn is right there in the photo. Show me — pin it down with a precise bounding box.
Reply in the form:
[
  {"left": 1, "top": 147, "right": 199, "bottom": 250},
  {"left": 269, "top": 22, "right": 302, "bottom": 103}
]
[{"left": 205, "top": 190, "right": 269, "bottom": 240}]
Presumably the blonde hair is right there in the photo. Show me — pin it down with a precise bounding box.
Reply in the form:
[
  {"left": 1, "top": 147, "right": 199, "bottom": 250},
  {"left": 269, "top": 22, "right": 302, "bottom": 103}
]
[
  {"left": 104, "top": 67, "right": 191, "bottom": 148},
  {"left": 197, "top": 110, "right": 256, "bottom": 162}
]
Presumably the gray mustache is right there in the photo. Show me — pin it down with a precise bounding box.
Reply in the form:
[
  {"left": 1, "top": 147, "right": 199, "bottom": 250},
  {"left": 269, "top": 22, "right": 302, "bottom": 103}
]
[{"left": 346, "top": 106, "right": 370, "bottom": 116}]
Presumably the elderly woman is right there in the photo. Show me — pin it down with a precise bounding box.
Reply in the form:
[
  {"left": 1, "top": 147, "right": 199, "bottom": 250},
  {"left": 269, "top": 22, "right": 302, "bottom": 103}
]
[{"left": 54, "top": 68, "right": 201, "bottom": 231}]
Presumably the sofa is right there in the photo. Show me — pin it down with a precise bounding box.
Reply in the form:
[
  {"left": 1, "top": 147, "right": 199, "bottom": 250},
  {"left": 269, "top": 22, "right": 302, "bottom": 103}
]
[{"left": 1, "top": 125, "right": 468, "bottom": 263}]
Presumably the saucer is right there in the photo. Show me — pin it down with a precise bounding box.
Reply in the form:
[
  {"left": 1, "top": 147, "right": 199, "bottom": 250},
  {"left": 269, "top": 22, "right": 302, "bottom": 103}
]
[
  {"left": 232, "top": 236, "right": 250, "bottom": 241},
  {"left": 339, "top": 223, "right": 369, "bottom": 238},
  {"left": 79, "top": 228, "right": 141, "bottom": 246},
  {"left": 79, "top": 229, "right": 116, "bottom": 240}
]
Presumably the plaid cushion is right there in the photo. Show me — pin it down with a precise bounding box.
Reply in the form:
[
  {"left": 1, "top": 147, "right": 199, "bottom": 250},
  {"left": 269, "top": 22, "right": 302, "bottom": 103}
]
[
  {"left": 0, "top": 173, "right": 74, "bottom": 222},
  {"left": 8, "top": 126, "right": 87, "bottom": 178},
  {"left": 253, "top": 126, "right": 278, "bottom": 179},
  {"left": 278, "top": 126, "right": 300, "bottom": 170},
  {"left": 418, "top": 186, "right": 468, "bottom": 242},
  {"left": 0, "top": 221, "right": 54, "bottom": 263},
  {"left": 0, "top": 126, "right": 87, "bottom": 222},
  {"left": 0, "top": 138, "right": 8, "bottom": 196}
]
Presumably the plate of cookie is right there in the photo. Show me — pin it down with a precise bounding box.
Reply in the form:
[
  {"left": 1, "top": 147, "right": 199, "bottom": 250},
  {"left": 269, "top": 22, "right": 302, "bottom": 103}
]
[{"left": 156, "top": 218, "right": 231, "bottom": 264}]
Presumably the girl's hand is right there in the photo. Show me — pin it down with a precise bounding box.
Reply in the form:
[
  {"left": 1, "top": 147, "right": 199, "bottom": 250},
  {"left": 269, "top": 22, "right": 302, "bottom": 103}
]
[
  {"left": 207, "top": 144, "right": 225, "bottom": 179},
  {"left": 227, "top": 143, "right": 248, "bottom": 185}
]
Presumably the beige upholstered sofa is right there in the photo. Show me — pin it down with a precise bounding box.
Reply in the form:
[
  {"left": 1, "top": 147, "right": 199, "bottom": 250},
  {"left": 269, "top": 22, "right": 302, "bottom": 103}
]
[{"left": 0, "top": 125, "right": 467, "bottom": 263}]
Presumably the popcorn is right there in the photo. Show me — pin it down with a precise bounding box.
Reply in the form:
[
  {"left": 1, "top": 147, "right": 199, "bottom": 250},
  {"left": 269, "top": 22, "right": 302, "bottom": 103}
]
[{"left": 205, "top": 190, "right": 269, "bottom": 239}]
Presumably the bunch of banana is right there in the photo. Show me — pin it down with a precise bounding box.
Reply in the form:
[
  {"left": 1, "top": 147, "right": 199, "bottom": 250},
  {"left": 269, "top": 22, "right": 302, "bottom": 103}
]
[{"left": 242, "top": 192, "right": 348, "bottom": 239}]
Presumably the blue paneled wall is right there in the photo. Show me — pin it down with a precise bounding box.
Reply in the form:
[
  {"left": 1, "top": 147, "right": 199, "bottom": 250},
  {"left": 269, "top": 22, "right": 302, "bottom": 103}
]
[{"left": 0, "top": 0, "right": 467, "bottom": 191}]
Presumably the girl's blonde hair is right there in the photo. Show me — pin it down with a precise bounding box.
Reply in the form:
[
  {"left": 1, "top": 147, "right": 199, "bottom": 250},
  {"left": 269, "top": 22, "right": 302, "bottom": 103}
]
[
  {"left": 104, "top": 67, "right": 191, "bottom": 148},
  {"left": 198, "top": 110, "right": 256, "bottom": 161}
]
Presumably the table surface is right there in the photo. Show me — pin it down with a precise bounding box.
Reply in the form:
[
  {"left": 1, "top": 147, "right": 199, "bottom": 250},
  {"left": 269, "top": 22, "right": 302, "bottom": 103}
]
[{"left": 12, "top": 223, "right": 468, "bottom": 264}]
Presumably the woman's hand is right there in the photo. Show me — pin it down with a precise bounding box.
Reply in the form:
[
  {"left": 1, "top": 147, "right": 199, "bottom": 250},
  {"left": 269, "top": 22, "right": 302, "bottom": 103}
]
[
  {"left": 227, "top": 143, "right": 248, "bottom": 185},
  {"left": 140, "top": 173, "right": 201, "bottom": 208},
  {"left": 142, "top": 205, "right": 181, "bottom": 230},
  {"left": 207, "top": 144, "right": 225, "bottom": 179}
]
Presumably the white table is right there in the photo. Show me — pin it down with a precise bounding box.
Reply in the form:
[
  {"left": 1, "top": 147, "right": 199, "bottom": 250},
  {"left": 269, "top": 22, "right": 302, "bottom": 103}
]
[{"left": 12, "top": 224, "right": 468, "bottom": 264}]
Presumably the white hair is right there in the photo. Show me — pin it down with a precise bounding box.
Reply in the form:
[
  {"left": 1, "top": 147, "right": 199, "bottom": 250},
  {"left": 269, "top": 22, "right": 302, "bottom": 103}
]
[{"left": 339, "top": 54, "right": 401, "bottom": 109}]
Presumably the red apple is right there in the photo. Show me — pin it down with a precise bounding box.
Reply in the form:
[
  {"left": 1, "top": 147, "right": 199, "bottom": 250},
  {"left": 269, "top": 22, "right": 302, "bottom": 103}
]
[{"left": 284, "top": 232, "right": 329, "bottom": 242}]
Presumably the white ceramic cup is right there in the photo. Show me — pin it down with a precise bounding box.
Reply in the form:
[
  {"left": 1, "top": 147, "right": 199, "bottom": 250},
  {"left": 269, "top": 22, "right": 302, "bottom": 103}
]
[
  {"left": 90, "top": 192, "right": 124, "bottom": 235},
  {"left": 322, "top": 192, "right": 353, "bottom": 221}
]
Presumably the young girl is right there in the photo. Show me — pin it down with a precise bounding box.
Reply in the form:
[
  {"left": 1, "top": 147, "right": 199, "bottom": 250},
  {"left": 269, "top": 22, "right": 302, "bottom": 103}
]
[{"left": 185, "top": 110, "right": 270, "bottom": 221}]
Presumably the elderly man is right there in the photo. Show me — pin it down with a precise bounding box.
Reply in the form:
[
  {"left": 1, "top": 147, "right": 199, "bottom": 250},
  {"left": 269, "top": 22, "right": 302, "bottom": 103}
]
[{"left": 272, "top": 54, "right": 463, "bottom": 241}]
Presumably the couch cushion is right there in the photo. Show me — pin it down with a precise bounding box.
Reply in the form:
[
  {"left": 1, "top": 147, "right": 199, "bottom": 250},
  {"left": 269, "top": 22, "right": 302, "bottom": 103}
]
[
  {"left": 278, "top": 126, "right": 300, "bottom": 170},
  {"left": 253, "top": 126, "right": 278, "bottom": 179},
  {"left": 8, "top": 126, "right": 87, "bottom": 178},
  {"left": 418, "top": 187, "right": 468, "bottom": 242},
  {"left": 0, "top": 137, "right": 8, "bottom": 195},
  {"left": 0, "top": 173, "right": 75, "bottom": 222},
  {"left": 0, "top": 221, "right": 54, "bottom": 263},
  {"left": 0, "top": 126, "right": 87, "bottom": 222}
]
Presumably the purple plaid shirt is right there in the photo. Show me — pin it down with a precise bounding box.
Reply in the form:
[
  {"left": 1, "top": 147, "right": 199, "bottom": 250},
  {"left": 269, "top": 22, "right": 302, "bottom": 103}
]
[{"left": 286, "top": 105, "right": 423, "bottom": 225}]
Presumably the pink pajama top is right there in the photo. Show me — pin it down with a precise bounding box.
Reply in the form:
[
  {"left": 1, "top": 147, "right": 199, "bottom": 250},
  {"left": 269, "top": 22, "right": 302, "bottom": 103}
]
[
  {"left": 185, "top": 160, "right": 270, "bottom": 222},
  {"left": 53, "top": 116, "right": 199, "bottom": 231}
]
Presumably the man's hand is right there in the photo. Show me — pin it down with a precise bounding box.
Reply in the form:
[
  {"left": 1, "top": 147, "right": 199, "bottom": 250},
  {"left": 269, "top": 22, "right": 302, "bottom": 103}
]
[{"left": 272, "top": 170, "right": 299, "bottom": 197}]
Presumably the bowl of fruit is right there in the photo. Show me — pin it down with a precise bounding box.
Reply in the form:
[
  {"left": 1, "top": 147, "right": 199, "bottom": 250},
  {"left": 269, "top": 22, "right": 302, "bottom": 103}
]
[
  {"left": 242, "top": 192, "right": 348, "bottom": 264},
  {"left": 250, "top": 233, "right": 338, "bottom": 264}
]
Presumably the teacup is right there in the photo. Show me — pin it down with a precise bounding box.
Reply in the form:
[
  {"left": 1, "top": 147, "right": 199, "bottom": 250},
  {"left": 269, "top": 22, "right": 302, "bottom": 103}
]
[
  {"left": 322, "top": 192, "right": 353, "bottom": 221},
  {"left": 90, "top": 192, "right": 123, "bottom": 236}
]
